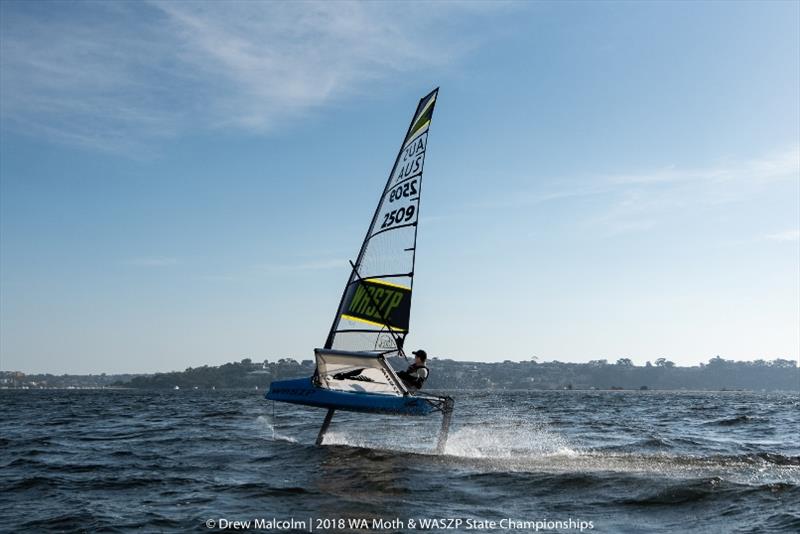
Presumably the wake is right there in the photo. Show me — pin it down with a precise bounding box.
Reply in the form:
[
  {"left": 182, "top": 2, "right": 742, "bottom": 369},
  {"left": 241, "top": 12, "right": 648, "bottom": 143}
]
[{"left": 255, "top": 415, "right": 299, "bottom": 444}]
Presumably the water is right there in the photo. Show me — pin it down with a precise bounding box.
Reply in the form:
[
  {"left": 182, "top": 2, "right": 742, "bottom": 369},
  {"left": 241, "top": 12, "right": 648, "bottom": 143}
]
[{"left": 1, "top": 390, "right": 798, "bottom": 533}]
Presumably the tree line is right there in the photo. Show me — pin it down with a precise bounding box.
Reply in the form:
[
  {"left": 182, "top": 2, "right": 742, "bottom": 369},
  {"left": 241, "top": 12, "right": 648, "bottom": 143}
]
[
  {"left": 121, "top": 355, "right": 798, "bottom": 391},
  {"left": 4, "top": 356, "right": 795, "bottom": 391}
]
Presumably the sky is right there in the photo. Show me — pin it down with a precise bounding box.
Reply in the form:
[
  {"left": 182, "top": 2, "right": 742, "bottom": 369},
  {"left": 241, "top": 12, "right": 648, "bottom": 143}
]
[{"left": 1, "top": 1, "right": 798, "bottom": 374}]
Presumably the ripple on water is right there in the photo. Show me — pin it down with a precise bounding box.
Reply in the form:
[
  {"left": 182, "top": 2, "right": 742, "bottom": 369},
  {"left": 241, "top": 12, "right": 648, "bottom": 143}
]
[{"left": 1, "top": 389, "right": 798, "bottom": 533}]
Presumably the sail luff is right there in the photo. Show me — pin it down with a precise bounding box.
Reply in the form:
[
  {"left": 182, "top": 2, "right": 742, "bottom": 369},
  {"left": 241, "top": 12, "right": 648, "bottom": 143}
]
[{"left": 324, "top": 88, "right": 439, "bottom": 353}]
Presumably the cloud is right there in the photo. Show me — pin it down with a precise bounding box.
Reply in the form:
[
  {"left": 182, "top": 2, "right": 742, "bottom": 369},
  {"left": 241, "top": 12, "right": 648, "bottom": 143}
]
[
  {"left": 186, "top": 258, "right": 348, "bottom": 283},
  {"left": 603, "top": 146, "right": 800, "bottom": 187},
  {"left": 0, "top": 1, "right": 506, "bottom": 153},
  {"left": 588, "top": 146, "right": 800, "bottom": 235},
  {"left": 258, "top": 258, "right": 347, "bottom": 272},
  {"left": 124, "top": 257, "right": 178, "bottom": 267},
  {"left": 294, "top": 258, "right": 348, "bottom": 270},
  {"left": 474, "top": 146, "right": 799, "bottom": 236},
  {"left": 765, "top": 230, "right": 800, "bottom": 242}
]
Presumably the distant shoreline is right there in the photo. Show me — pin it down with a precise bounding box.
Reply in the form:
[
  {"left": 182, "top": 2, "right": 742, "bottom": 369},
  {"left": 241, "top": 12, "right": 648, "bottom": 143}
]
[
  {"left": 2, "top": 387, "right": 798, "bottom": 393},
  {"left": 3, "top": 356, "right": 798, "bottom": 391}
]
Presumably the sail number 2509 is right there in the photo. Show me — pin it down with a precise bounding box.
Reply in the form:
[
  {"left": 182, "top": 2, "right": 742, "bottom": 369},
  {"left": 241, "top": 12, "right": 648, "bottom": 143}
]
[
  {"left": 380, "top": 179, "right": 418, "bottom": 228},
  {"left": 388, "top": 179, "right": 418, "bottom": 202},
  {"left": 381, "top": 205, "right": 416, "bottom": 229}
]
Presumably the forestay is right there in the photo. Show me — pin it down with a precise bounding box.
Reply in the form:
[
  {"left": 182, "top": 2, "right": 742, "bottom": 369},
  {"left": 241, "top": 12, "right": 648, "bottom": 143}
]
[{"left": 324, "top": 88, "right": 438, "bottom": 356}]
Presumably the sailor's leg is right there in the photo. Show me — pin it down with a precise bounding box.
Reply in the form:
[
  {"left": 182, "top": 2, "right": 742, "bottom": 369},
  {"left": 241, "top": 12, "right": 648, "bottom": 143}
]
[
  {"left": 435, "top": 399, "right": 454, "bottom": 454},
  {"left": 316, "top": 409, "right": 335, "bottom": 446}
]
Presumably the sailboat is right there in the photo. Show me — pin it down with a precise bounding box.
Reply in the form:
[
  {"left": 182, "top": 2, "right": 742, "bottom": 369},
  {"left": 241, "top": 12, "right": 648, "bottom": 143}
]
[{"left": 266, "top": 88, "right": 454, "bottom": 453}]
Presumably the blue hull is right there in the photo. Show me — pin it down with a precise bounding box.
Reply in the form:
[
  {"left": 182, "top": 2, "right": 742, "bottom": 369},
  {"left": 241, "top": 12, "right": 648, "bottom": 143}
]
[{"left": 266, "top": 377, "right": 436, "bottom": 416}]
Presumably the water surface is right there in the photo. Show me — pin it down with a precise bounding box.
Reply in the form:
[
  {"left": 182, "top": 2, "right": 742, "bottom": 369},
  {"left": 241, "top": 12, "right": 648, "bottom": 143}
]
[{"left": 1, "top": 390, "right": 798, "bottom": 532}]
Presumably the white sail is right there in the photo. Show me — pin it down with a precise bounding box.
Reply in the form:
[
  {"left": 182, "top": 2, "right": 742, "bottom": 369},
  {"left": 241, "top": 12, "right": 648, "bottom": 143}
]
[{"left": 324, "top": 88, "right": 439, "bottom": 355}]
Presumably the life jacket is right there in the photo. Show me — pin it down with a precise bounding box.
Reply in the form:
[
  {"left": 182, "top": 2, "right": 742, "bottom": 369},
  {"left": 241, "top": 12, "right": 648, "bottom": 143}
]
[{"left": 405, "top": 363, "right": 429, "bottom": 389}]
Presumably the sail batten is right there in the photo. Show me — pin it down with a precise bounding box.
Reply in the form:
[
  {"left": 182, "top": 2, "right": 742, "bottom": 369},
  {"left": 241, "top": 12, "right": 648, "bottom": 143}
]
[{"left": 324, "top": 89, "right": 439, "bottom": 354}]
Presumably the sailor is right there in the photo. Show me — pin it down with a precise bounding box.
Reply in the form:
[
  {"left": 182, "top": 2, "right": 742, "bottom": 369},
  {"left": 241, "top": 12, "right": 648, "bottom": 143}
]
[{"left": 398, "top": 350, "right": 429, "bottom": 390}]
